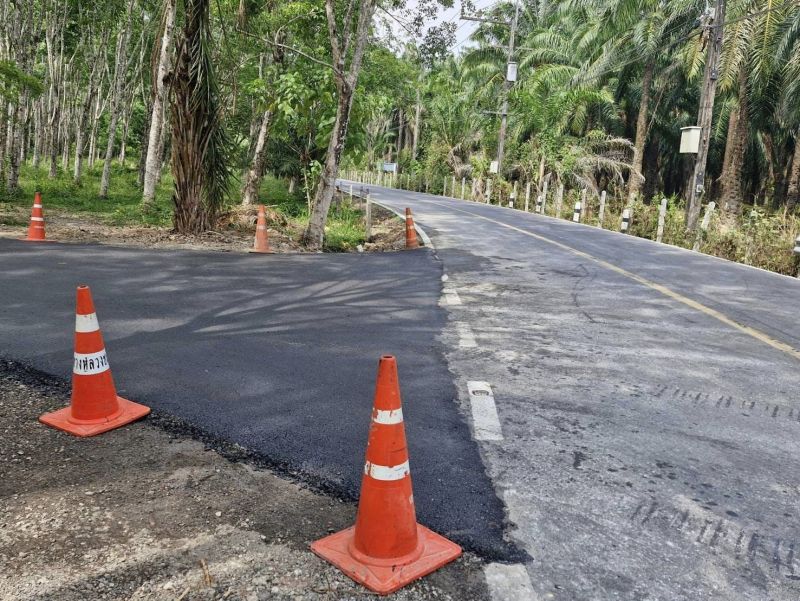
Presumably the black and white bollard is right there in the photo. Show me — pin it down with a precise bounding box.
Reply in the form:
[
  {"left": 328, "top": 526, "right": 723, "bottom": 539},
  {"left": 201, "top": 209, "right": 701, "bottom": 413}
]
[
  {"left": 621, "top": 208, "right": 631, "bottom": 233},
  {"left": 535, "top": 195, "right": 543, "bottom": 213},
  {"left": 573, "top": 202, "right": 581, "bottom": 223},
  {"left": 524, "top": 181, "right": 531, "bottom": 212}
]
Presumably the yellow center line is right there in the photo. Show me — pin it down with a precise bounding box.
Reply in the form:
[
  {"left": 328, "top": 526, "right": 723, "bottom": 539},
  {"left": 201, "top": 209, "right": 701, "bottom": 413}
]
[{"left": 410, "top": 198, "right": 800, "bottom": 363}]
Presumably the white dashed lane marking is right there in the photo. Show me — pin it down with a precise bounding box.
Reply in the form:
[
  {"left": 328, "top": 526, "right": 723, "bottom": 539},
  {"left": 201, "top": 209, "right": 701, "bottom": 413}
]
[
  {"left": 443, "top": 288, "right": 462, "bottom": 305},
  {"left": 467, "top": 381, "right": 503, "bottom": 441},
  {"left": 456, "top": 322, "right": 477, "bottom": 348}
]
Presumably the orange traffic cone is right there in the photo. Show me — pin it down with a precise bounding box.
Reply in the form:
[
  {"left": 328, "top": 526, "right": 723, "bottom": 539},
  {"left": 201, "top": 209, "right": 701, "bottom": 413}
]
[
  {"left": 39, "top": 285, "right": 150, "bottom": 437},
  {"left": 311, "top": 356, "right": 461, "bottom": 595},
  {"left": 249, "top": 205, "right": 272, "bottom": 253},
  {"left": 22, "top": 192, "right": 47, "bottom": 241},
  {"left": 405, "top": 208, "right": 419, "bottom": 249}
]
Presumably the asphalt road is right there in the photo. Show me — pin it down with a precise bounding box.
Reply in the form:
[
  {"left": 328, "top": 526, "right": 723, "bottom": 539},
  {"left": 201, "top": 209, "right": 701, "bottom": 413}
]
[
  {"left": 0, "top": 239, "right": 515, "bottom": 560},
  {"left": 346, "top": 181, "right": 800, "bottom": 601}
]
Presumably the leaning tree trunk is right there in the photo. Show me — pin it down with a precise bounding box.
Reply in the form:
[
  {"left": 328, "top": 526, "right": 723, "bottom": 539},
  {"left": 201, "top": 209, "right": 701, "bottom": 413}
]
[
  {"left": 719, "top": 65, "right": 748, "bottom": 214},
  {"left": 142, "top": 0, "right": 177, "bottom": 206},
  {"left": 627, "top": 58, "right": 655, "bottom": 203},
  {"left": 303, "top": 86, "right": 355, "bottom": 248},
  {"left": 303, "top": 0, "right": 375, "bottom": 249},
  {"left": 241, "top": 109, "right": 273, "bottom": 205}
]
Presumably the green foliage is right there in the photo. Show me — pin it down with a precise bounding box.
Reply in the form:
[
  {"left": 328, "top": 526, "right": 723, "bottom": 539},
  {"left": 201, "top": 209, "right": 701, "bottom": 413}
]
[
  {"left": 0, "top": 60, "right": 43, "bottom": 101},
  {"left": 0, "top": 163, "right": 173, "bottom": 227},
  {"left": 703, "top": 209, "right": 800, "bottom": 275}
]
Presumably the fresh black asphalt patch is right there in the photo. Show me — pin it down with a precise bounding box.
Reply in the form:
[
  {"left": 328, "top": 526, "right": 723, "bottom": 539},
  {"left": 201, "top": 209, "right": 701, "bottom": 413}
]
[{"left": 0, "top": 238, "right": 521, "bottom": 560}]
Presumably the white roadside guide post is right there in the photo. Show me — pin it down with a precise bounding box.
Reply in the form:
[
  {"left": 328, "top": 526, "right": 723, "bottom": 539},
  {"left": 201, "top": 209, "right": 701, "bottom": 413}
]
[
  {"left": 535, "top": 195, "right": 543, "bottom": 213},
  {"left": 461, "top": 177, "right": 466, "bottom": 199},
  {"left": 794, "top": 235, "right": 800, "bottom": 278},
  {"left": 451, "top": 175, "right": 456, "bottom": 197},
  {"left": 573, "top": 201, "right": 581, "bottom": 223},
  {"left": 555, "top": 184, "right": 564, "bottom": 218},
  {"left": 656, "top": 198, "right": 668, "bottom": 243},
  {"left": 692, "top": 201, "right": 716, "bottom": 251},
  {"left": 580, "top": 188, "right": 588, "bottom": 222},
  {"left": 486, "top": 179, "right": 493, "bottom": 204},
  {"left": 349, "top": 183, "right": 353, "bottom": 204},
  {"left": 524, "top": 181, "right": 531, "bottom": 212},
  {"left": 598, "top": 191, "right": 607, "bottom": 227},
  {"left": 365, "top": 193, "right": 372, "bottom": 240},
  {"left": 510, "top": 180, "right": 518, "bottom": 208},
  {"left": 541, "top": 177, "right": 549, "bottom": 214},
  {"left": 621, "top": 208, "right": 631, "bottom": 233}
]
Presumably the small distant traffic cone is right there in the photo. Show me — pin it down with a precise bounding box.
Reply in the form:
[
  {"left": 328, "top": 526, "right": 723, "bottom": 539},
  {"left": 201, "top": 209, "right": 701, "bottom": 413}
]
[
  {"left": 249, "top": 204, "right": 272, "bottom": 253},
  {"left": 311, "top": 355, "right": 461, "bottom": 595},
  {"left": 39, "top": 285, "right": 150, "bottom": 437},
  {"left": 405, "top": 208, "right": 419, "bottom": 249},
  {"left": 22, "top": 192, "right": 47, "bottom": 241}
]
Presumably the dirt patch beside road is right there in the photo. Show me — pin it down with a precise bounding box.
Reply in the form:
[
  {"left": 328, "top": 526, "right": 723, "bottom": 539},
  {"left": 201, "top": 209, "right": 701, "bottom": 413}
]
[
  {"left": 0, "top": 361, "right": 488, "bottom": 601},
  {"left": 0, "top": 198, "right": 408, "bottom": 254}
]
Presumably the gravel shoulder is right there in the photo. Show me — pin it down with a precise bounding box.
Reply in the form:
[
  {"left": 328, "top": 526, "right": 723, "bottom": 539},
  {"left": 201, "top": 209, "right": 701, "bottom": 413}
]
[{"left": 0, "top": 361, "right": 489, "bottom": 601}]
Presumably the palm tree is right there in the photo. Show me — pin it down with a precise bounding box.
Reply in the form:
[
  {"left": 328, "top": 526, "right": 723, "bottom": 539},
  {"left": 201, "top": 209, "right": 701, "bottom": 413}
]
[
  {"left": 585, "top": 0, "right": 699, "bottom": 203},
  {"left": 170, "top": 0, "right": 232, "bottom": 233}
]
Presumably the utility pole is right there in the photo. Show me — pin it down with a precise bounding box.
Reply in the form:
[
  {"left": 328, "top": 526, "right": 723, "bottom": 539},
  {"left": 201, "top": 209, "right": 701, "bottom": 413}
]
[
  {"left": 461, "top": 1, "right": 519, "bottom": 175},
  {"left": 687, "top": 0, "right": 726, "bottom": 233}
]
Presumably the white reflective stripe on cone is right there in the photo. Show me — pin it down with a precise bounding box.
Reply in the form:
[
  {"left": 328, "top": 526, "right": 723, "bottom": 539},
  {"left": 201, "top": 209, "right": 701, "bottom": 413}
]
[
  {"left": 75, "top": 313, "right": 100, "bottom": 333},
  {"left": 30, "top": 217, "right": 44, "bottom": 221},
  {"left": 364, "top": 460, "right": 410, "bottom": 481},
  {"left": 372, "top": 408, "right": 403, "bottom": 425}
]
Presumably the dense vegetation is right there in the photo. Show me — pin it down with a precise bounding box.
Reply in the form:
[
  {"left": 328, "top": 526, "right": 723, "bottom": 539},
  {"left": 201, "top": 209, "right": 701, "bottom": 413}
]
[{"left": 0, "top": 0, "right": 798, "bottom": 269}]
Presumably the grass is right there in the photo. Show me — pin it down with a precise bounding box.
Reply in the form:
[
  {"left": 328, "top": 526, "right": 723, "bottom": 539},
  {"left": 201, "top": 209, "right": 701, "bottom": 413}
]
[
  {"left": 0, "top": 162, "right": 173, "bottom": 227},
  {"left": 1, "top": 161, "right": 367, "bottom": 251}
]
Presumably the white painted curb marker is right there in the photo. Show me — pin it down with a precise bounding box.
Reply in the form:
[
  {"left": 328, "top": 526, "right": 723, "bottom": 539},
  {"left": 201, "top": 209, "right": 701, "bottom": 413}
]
[{"left": 467, "top": 381, "right": 503, "bottom": 441}]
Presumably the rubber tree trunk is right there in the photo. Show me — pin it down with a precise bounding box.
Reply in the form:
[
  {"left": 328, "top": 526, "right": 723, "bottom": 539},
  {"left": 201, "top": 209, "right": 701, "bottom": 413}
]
[
  {"left": 74, "top": 60, "right": 101, "bottom": 185},
  {"left": 142, "top": 0, "right": 177, "bottom": 206},
  {"left": 241, "top": 109, "right": 273, "bottom": 205},
  {"left": 718, "top": 65, "right": 748, "bottom": 214},
  {"left": 6, "top": 95, "right": 24, "bottom": 192},
  {"left": 627, "top": 59, "right": 654, "bottom": 203},
  {"left": 411, "top": 87, "right": 421, "bottom": 160},
  {"left": 100, "top": 0, "right": 134, "bottom": 198}
]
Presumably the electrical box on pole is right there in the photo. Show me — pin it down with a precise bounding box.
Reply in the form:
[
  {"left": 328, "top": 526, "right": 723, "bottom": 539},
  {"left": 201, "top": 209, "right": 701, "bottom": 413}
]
[
  {"left": 506, "top": 62, "right": 518, "bottom": 82},
  {"left": 680, "top": 127, "right": 701, "bottom": 154}
]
